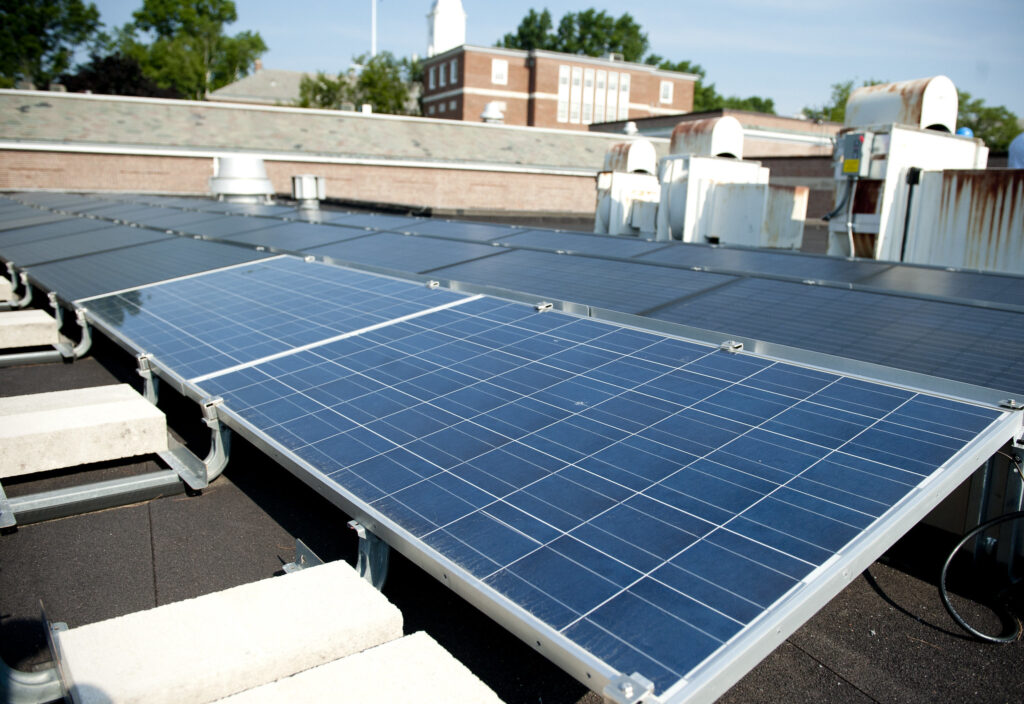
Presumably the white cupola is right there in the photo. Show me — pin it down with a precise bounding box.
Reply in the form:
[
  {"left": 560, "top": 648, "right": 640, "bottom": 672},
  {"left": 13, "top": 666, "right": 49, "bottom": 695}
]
[{"left": 427, "top": 0, "right": 466, "bottom": 57}]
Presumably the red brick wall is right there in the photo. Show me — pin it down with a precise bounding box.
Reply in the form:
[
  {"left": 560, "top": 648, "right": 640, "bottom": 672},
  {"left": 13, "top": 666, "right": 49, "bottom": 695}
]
[{"left": 0, "top": 150, "right": 598, "bottom": 215}]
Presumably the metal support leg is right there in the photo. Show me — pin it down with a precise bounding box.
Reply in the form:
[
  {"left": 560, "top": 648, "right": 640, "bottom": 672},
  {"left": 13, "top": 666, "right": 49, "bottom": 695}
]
[
  {"left": 282, "top": 539, "right": 325, "bottom": 574},
  {"left": 348, "top": 520, "right": 390, "bottom": 590},
  {"left": 0, "top": 660, "right": 62, "bottom": 704},
  {"left": 156, "top": 397, "right": 230, "bottom": 491},
  {"left": 0, "top": 307, "right": 91, "bottom": 369},
  {"left": 137, "top": 354, "right": 160, "bottom": 405},
  {"left": 11, "top": 273, "right": 32, "bottom": 309},
  {"left": 0, "top": 482, "right": 14, "bottom": 531}
]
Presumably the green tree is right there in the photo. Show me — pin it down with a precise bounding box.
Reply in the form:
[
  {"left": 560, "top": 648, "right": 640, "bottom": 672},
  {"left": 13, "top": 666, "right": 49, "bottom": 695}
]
[
  {"left": 803, "top": 79, "right": 884, "bottom": 123},
  {"left": 349, "top": 52, "right": 417, "bottom": 115},
  {"left": 957, "top": 91, "right": 1019, "bottom": 151},
  {"left": 0, "top": 0, "right": 103, "bottom": 89},
  {"left": 296, "top": 71, "right": 347, "bottom": 109},
  {"left": 60, "top": 51, "right": 179, "bottom": 97},
  {"left": 496, "top": 8, "right": 555, "bottom": 52},
  {"left": 497, "top": 8, "right": 648, "bottom": 62},
  {"left": 119, "top": 0, "right": 265, "bottom": 100}
]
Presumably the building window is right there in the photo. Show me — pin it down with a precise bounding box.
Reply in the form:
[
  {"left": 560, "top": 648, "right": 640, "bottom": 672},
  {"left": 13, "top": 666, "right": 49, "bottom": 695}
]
[
  {"left": 595, "top": 70, "right": 606, "bottom": 123},
  {"left": 439, "top": 62, "right": 447, "bottom": 87},
  {"left": 449, "top": 100, "right": 456, "bottom": 111},
  {"left": 569, "top": 66, "right": 582, "bottom": 124},
  {"left": 428, "top": 66, "right": 435, "bottom": 90},
  {"left": 618, "top": 72, "right": 630, "bottom": 120},
  {"left": 450, "top": 58, "right": 458, "bottom": 84},
  {"left": 606, "top": 72, "right": 618, "bottom": 122},
  {"left": 582, "top": 68, "right": 595, "bottom": 124},
  {"left": 660, "top": 80, "right": 673, "bottom": 104},
  {"left": 491, "top": 58, "right": 508, "bottom": 85},
  {"left": 439, "top": 102, "right": 446, "bottom": 113},
  {"left": 556, "top": 65, "right": 570, "bottom": 123},
  {"left": 428, "top": 105, "right": 435, "bottom": 115}
]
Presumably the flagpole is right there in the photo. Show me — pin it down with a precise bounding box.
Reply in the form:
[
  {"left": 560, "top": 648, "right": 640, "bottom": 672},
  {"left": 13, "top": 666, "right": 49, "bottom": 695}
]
[{"left": 371, "top": 0, "right": 377, "bottom": 57}]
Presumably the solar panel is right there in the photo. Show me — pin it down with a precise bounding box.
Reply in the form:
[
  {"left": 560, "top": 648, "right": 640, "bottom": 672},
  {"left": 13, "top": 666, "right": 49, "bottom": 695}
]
[
  {"left": 0, "top": 210, "right": 70, "bottom": 232},
  {"left": 183, "top": 293, "right": 1015, "bottom": 702},
  {"left": 118, "top": 210, "right": 226, "bottom": 231},
  {"left": 57, "top": 203, "right": 165, "bottom": 221},
  {"left": 217, "top": 221, "right": 372, "bottom": 251},
  {"left": 398, "top": 219, "right": 529, "bottom": 242},
  {"left": 328, "top": 213, "right": 425, "bottom": 231},
  {"left": 27, "top": 237, "right": 274, "bottom": 303},
  {"left": 173, "top": 215, "right": 286, "bottom": 239},
  {"left": 187, "top": 201, "right": 299, "bottom": 217},
  {"left": 0, "top": 217, "right": 114, "bottom": 248},
  {"left": 634, "top": 243, "right": 894, "bottom": 282},
  {"left": 0, "top": 225, "right": 172, "bottom": 266},
  {"left": 855, "top": 265, "right": 1024, "bottom": 308},
  {"left": 648, "top": 278, "right": 1024, "bottom": 396},
  {"left": 496, "top": 230, "right": 666, "bottom": 258},
  {"left": 429, "top": 249, "right": 737, "bottom": 314},
  {"left": 308, "top": 232, "right": 504, "bottom": 274},
  {"left": 83, "top": 256, "right": 472, "bottom": 380}
]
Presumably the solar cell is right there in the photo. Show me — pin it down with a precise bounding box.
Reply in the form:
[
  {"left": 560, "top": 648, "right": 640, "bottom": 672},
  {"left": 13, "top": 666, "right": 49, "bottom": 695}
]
[
  {"left": 84, "top": 256, "right": 471, "bottom": 380},
  {"left": 173, "top": 215, "right": 286, "bottom": 238},
  {"left": 429, "top": 249, "right": 736, "bottom": 314},
  {"left": 191, "top": 294, "right": 1012, "bottom": 701},
  {"left": 308, "top": 232, "right": 503, "bottom": 273},
  {"left": 496, "top": 230, "right": 666, "bottom": 258},
  {"left": 218, "top": 221, "right": 372, "bottom": 251},
  {"left": 398, "top": 219, "right": 529, "bottom": 242},
  {"left": 27, "top": 237, "right": 273, "bottom": 302},
  {"left": 649, "top": 278, "right": 1024, "bottom": 396},
  {"left": 0, "top": 225, "right": 172, "bottom": 266}
]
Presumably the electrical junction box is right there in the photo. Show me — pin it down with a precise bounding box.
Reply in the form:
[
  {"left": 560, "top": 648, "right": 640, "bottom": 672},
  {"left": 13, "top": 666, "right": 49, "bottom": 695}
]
[{"left": 841, "top": 132, "right": 871, "bottom": 177}]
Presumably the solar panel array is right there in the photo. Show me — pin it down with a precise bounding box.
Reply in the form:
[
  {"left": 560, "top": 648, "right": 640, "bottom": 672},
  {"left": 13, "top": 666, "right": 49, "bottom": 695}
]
[{"left": 0, "top": 193, "right": 1019, "bottom": 702}]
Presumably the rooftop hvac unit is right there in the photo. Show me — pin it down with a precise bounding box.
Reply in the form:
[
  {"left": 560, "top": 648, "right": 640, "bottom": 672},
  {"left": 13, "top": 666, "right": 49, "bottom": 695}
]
[
  {"left": 594, "top": 140, "right": 660, "bottom": 236},
  {"left": 209, "top": 156, "right": 275, "bottom": 203},
  {"left": 844, "top": 75, "right": 958, "bottom": 133},
  {"left": 670, "top": 115, "right": 745, "bottom": 160}
]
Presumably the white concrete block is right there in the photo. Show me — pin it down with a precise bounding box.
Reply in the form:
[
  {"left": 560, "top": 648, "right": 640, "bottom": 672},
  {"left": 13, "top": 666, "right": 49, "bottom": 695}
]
[
  {"left": 217, "top": 632, "right": 505, "bottom": 704},
  {"left": 58, "top": 561, "right": 404, "bottom": 704},
  {"left": 0, "top": 277, "right": 12, "bottom": 302},
  {"left": 0, "top": 309, "right": 59, "bottom": 348},
  {"left": 0, "top": 384, "right": 167, "bottom": 478}
]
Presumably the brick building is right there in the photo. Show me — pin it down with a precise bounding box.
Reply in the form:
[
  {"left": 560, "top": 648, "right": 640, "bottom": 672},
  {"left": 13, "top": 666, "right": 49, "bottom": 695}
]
[{"left": 421, "top": 45, "right": 697, "bottom": 129}]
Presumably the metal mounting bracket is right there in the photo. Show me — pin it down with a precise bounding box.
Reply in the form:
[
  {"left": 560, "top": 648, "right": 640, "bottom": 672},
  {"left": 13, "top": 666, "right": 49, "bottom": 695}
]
[
  {"left": 1000, "top": 399, "right": 1023, "bottom": 411},
  {"left": 535, "top": 301, "right": 553, "bottom": 313},
  {"left": 348, "top": 520, "right": 390, "bottom": 590},
  {"left": 426, "top": 280, "right": 440, "bottom": 289},
  {"left": 8, "top": 273, "right": 32, "bottom": 309},
  {"left": 603, "top": 672, "right": 657, "bottom": 704},
  {"left": 282, "top": 538, "right": 325, "bottom": 574},
  {"left": 0, "top": 482, "right": 14, "bottom": 531},
  {"left": 0, "top": 307, "right": 91, "bottom": 369},
  {"left": 137, "top": 354, "right": 160, "bottom": 404},
  {"left": 719, "top": 340, "right": 744, "bottom": 353},
  {"left": 156, "top": 397, "right": 230, "bottom": 491}
]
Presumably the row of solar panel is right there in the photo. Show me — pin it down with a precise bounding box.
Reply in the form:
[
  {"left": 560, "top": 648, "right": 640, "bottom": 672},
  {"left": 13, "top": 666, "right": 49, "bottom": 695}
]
[
  {"left": 2, "top": 194, "right": 1023, "bottom": 396},
  {"left": 13, "top": 191, "right": 1024, "bottom": 310}
]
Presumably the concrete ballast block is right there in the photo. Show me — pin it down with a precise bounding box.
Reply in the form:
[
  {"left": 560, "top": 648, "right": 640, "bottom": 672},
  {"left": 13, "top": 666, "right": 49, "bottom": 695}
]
[
  {"left": 0, "top": 384, "right": 168, "bottom": 478},
  {"left": 0, "top": 277, "right": 12, "bottom": 302},
  {"left": 216, "top": 631, "right": 505, "bottom": 704},
  {"left": 57, "top": 560, "right": 404, "bottom": 704},
  {"left": 0, "top": 309, "right": 59, "bottom": 348}
]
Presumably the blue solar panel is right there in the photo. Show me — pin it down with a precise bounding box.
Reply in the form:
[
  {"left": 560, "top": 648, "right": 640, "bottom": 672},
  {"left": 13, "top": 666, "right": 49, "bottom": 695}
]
[
  {"left": 191, "top": 294, "right": 1010, "bottom": 697},
  {"left": 855, "top": 266, "right": 1024, "bottom": 308},
  {"left": 398, "top": 219, "right": 528, "bottom": 242},
  {"left": 648, "top": 278, "right": 1024, "bottom": 396},
  {"left": 429, "top": 249, "right": 737, "bottom": 314},
  {"left": 328, "top": 213, "right": 424, "bottom": 231},
  {"left": 308, "top": 232, "right": 504, "bottom": 273},
  {"left": 84, "top": 256, "right": 471, "bottom": 380},
  {"left": 0, "top": 224, "right": 172, "bottom": 266},
  {"left": 0, "top": 217, "right": 114, "bottom": 248},
  {"left": 496, "top": 229, "right": 666, "bottom": 258},
  {"left": 218, "top": 221, "right": 372, "bottom": 251}
]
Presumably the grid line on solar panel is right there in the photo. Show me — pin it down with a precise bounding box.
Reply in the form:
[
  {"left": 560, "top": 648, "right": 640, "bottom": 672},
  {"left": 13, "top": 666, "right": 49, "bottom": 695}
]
[
  {"left": 200, "top": 295, "right": 1002, "bottom": 693},
  {"left": 84, "top": 256, "right": 472, "bottom": 380}
]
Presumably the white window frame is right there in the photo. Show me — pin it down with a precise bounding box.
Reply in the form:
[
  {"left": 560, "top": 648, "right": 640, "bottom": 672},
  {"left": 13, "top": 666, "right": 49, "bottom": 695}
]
[
  {"left": 556, "top": 65, "right": 570, "bottom": 123},
  {"left": 428, "top": 66, "right": 436, "bottom": 90},
  {"left": 606, "top": 72, "right": 618, "bottom": 122},
  {"left": 595, "top": 70, "right": 606, "bottom": 124},
  {"left": 618, "top": 72, "right": 630, "bottom": 120},
  {"left": 491, "top": 58, "right": 508, "bottom": 85},
  {"left": 569, "top": 66, "right": 582, "bottom": 124},
  {"left": 582, "top": 68, "right": 595, "bottom": 124},
  {"left": 660, "top": 80, "right": 673, "bottom": 104}
]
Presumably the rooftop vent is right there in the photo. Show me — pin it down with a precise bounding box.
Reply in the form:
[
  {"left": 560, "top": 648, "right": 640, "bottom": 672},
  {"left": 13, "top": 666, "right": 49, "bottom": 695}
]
[
  {"left": 209, "top": 156, "right": 274, "bottom": 203},
  {"left": 291, "top": 175, "right": 326, "bottom": 210},
  {"left": 481, "top": 102, "right": 504, "bottom": 124},
  {"left": 845, "top": 76, "right": 957, "bottom": 132},
  {"left": 669, "top": 116, "right": 745, "bottom": 159}
]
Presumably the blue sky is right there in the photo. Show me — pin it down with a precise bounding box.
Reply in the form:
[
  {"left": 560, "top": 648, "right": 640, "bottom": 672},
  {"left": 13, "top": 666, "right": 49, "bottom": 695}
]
[{"left": 93, "top": 0, "right": 1024, "bottom": 120}]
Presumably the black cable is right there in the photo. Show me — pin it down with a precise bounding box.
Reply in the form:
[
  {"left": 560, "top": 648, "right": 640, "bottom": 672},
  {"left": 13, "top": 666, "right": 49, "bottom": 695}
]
[
  {"left": 939, "top": 510, "right": 1024, "bottom": 643},
  {"left": 822, "top": 176, "right": 855, "bottom": 222}
]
